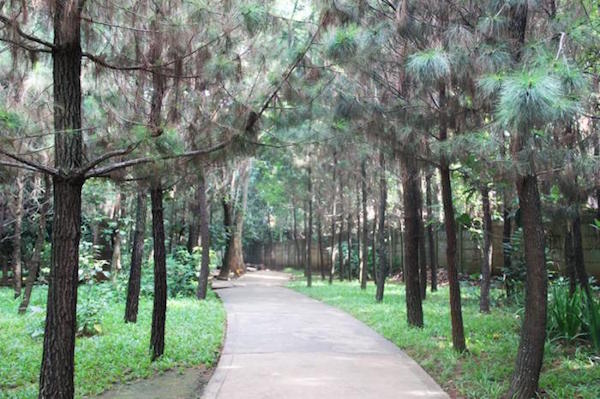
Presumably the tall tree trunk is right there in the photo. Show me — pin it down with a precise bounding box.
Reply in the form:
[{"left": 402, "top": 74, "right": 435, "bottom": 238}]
[
  {"left": 347, "top": 214, "right": 352, "bottom": 281},
  {"left": 218, "top": 198, "right": 234, "bottom": 280},
  {"left": 39, "top": 1, "right": 85, "bottom": 396},
  {"left": 418, "top": 197, "right": 427, "bottom": 301},
  {"left": 196, "top": 171, "right": 211, "bottom": 300},
  {"left": 0, "top": 199, "right": 8, "bottom": 285},
  {"left": 150, "top": 183, "right": 167, "bottom": 361},
  {"left": 564, "top": 223, "right": 577, "bottom": 295},
  {"left": 360, "top": 158, "right": 368, "bottom": 289},
  {"left": 12, "top": 169, "right": 24, "bottom": 298},
  {"left": 293, "top": 203, "right": 300, "bottom": 267},
  {"left": 426, "top": 173, "right": 437, "bottom": 292},
  {"left": 329, "top": 152, "right": 337, "bottom": 284},
  {"left": 110, "top": 188, "right": 125, "bottom": 281},
  {"left": 125, "top": 190, "right": 147, "bottom": 323},
  {"left": 506, "top": 4, "right": 548, "bottom": 397},
  {"left": 439, "top": 85, "right": 467, "bottom": 352},
  {"left": 571, "top": 206, "right": 591, "bottom": 298},
  {"left": 186, "top": 187, "right": 201, "bottom": 254},
  {"left": 317, "top": 216, "right": 325, "bottom": 280},
  {"left": 306, "top": 166, "right": 313, "bottom": 287},
  {"left": 375, "top": 151, "right": 388, "bottom": 302},
  {"left": 480, "top": 186, "right": 492, "bottom": 313},
  {"left": 19, "top": 174, "right": 50, "bottom": 314},
  {"left": 338, "top": 212, "right": 344, "bottom": 281},
  {"left": 400, "top": 152, "right": 423, "bottom": 326},
  {"left": 221, "top": 165, "right": 250, "bottom": 278},
  {"left": 502, "top": 194, "right": 513, "bottom": 299}
]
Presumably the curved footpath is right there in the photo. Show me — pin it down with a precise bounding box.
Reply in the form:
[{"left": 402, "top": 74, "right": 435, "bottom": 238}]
[{"left": 203, "top": 271, "right": 448, "bottom": 399}]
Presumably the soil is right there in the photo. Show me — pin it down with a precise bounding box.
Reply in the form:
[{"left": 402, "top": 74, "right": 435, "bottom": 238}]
[{"left": 94, "top": 366, "right": 211, "bottom": 399}]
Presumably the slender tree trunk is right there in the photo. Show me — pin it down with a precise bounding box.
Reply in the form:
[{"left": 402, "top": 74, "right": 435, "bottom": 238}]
[
  {"left": 400, "top": 152, "right": 423, "bottom": 326},
  {"left": 186, "top": 187, "right": 201, "bottom": 254},
  {"left": 375, "top": 151, "right": 388, "bottom": 302},
  {"left": 418, "top": 197, "right": 427, "bottom": 301},
  {"left": 347, "top": 214, "right": 352, "bottom": 281},
  {"left": 19, "top": 174, "right": 50, "bottom": 313},
  {"left": 317, "top": 216, "right": 325, "bottom": 280},
  {"left": 39, "top": 1, "right": 85, "bottom": 396},
  {"left": 426, "top": 173, "right": 437, "bottom": 292},
  {"left": 150, "top": 183, "right": 167, "bottom": 361},
  {"left": 506, "top": 4, "right": 548, "bottom": 396},
  {"left": 306, "top": 166, "right": 313, "bottom": 287},
  {"left": 125, "top": 190, "right": 147, "bottom": 323},
  {"left": 12, "top": 170, "right": 24, "bottom": 298},
  {"left": 338, "top": 214, "right": 344, "bottom": 280},
  {"left": 371, "top": 208, "right": 377, "bottom": 281},
  {"left": 219, "top": 198, "right": 234, "bottom": 280},
  {"left": 361, "top": 158, "right": 368, "bottom": 289},
  {"left": 329, "top": 152, "right": 337, "bottom": 284},
  {"left": 564, "top": 224, "right": 577, "bottom": 295},
  {"left": 110, "top": 189, "right": 125, "bottom": 281},
  {"left": 571, "top": 206, "right": 591, "bottom": 298},
  {"left": 508, "top": 172, "right": 548, "bottom": 398},
  {"left": 196, "top": 171, "right": 211, "bottom": 300},
  {"left": 0, "top": 200, "right": 8, "bottom": 285},
  {"left": 480, "top": 186, "right": 492, "bottom": 313},
  {"left": 293, "top": 203, "right": 300, "bottom": 267},
  {"left": 439, "top": 85, "right": 467, "bottom": 352},
  {"left": 502, "top": 194, "right": 513, "bottom": 298}
]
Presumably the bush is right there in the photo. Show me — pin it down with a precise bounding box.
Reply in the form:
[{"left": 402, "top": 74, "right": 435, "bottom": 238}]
[{"left": 548, "top": 280, "right": 600, "bottom": 351}]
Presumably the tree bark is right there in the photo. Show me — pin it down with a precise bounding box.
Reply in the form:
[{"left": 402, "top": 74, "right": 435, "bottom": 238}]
[
  {"left": 12, "top": 169, "right": 24, "bottom": 298},
  {"left": 347, "top": 214, "right": 353, "bottom": 280},
  {"left": 0, "top": 199, "right": 7, "bottom": 285},
  {"left": 196, "top": 171, "right": 211, "bottom": 300},
  {"left": 506, "top": 4, "right": 548, "bottom": 397},
  {"left": 110, "top": 188, "right": 125, "bottom": 281},
  {"left": 317, "top": 216, "right": 325, "bottom": 280},
  {"left": 19, "top": 174, "right": 50, "bottom": 314},
  {"left": 125, "top": 190, "right": 147, "bottom": 323},
  {"left": 39, "top": 1, "right": 86, "bottom": 396},
  {"left": 150, "top": 183, "right": 167, "bottom": 361},
  {"left": 426, "top": 173, "right": 437, "bottom": 292},
  {"left": 360, "top": 158, "right": 368, "bottom": 290},
  {"left": 439, "top": 85, "right": 467, "bottom": 352},
  {"left": 186, "top": 188, "right": 201, "bottom": 254},
  {"left": 329, "top": 152, "right": 337, "bottom": 284},
  {"left": 293, "top": 203, "right": 300, "bottom": 267},
  {"left": 400, "top": 152, "right": 423, "bottom": 326},
  {"left": 306, "top": 165, "right": 313, "bottom": 287},
  {"left": 571, "top": 206, "right": 591, "bottom": 298},
  {"left": 564, "top": 224, "right": 577, "bottom": 295},
  {"left": 375, "top": 151, "right": 388, "bottom": 302},
  {"left": 480, "top": 186, "right": 492, "bottom": 313},
  {"left": 418, "top": 195, "right": 427, "bottom": 301},
  {"left": 218, "top": 198, "right": 234, "bottom": 280}
]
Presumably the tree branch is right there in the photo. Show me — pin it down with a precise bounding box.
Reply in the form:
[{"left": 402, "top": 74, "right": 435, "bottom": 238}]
[
  {"left": 84, "top": 138, "right": 235, "bottom": 178},
  {"left": 75, "top": 141, "right": 141, "bottom": 176},
  {"left": 0, "top": 148, "right": 58, "bottom": 176},
  {"left": 0, "top": 13, "right": 55, "bottom": 49}
]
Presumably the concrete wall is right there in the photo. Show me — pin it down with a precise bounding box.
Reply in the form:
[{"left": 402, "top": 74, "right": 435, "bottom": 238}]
[{"left": 246, "top": 212, "right": 600, "bottom": 279}]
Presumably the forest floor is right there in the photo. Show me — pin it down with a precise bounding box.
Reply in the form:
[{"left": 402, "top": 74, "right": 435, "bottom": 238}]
[
  {"left": 0, "top": 285, "right": 225, "bottom": 398},
  {"left": 289, "top": 277, "right": 600, "bottom": 399}
]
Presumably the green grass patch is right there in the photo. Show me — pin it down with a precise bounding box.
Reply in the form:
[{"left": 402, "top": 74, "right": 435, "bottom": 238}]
[
  {"left": 289, "top": 279, "right": 599, "bottom": 399},
  {"left": 0, "top": 285, "right": 225, "bottom": 399}
]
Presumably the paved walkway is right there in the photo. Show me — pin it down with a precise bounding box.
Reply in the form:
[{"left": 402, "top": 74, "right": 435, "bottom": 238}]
[{"left": 203, "top": 271, "right": 448, "bottom": 399}]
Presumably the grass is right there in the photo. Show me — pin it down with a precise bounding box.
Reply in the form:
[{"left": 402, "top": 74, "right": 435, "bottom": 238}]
[
  {"left": 0, "top": 285, "right": 225, "bottom": 399},
  {"left": 289, "top": 277, "right": 600, "bottom": 399}
]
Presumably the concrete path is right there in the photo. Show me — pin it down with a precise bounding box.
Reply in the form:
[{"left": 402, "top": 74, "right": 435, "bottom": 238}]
[{"left": 204, "top": 271, "right": 448, "bottom": 399}]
